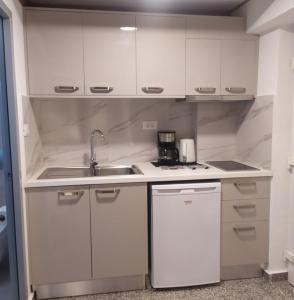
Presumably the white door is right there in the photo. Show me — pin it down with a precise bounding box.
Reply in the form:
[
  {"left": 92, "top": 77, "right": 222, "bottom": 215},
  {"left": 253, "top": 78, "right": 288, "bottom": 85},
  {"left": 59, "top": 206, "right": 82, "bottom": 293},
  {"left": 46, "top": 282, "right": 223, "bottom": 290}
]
[
  {"left": 151, "top": 183, "right": 221, "bottom": 288},
  {"left": 26, "top": 10, "right": 84, "bottom": 96},
  {"left": 221, "top": 40, "right": 258, "bottom": 96},
  {"left": 136, "top": 15, "right": 185, "bottom": 97},
  {"left": 186, "top": 39, "right": 221, "bottom": 95},
  {"left": 83, "top": 13, "right": 137, "bottom": 96}
]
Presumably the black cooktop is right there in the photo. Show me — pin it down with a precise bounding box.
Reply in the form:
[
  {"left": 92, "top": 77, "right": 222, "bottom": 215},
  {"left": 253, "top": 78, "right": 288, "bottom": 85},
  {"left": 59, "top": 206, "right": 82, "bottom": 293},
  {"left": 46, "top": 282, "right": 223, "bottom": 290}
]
[{"left": 206, "top": 161, "right": 259, "bottom": 171}]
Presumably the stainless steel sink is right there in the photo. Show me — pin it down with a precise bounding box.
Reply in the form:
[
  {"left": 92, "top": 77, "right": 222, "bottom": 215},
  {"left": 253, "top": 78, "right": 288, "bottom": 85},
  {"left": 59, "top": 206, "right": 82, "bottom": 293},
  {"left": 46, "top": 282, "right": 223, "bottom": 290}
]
[
  {"left": 94, "top": 165, "right": 142, "bottom": 176},
  {"left": 37, "top": 165, "right": 142, "bottom": 179}
]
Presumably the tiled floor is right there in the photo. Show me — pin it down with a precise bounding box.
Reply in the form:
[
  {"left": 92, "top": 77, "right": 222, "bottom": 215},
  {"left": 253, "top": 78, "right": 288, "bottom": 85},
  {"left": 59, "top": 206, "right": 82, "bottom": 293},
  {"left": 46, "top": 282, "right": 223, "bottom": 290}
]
[{"left": 55, "top": 277, "right": 294, "bottom": 300}]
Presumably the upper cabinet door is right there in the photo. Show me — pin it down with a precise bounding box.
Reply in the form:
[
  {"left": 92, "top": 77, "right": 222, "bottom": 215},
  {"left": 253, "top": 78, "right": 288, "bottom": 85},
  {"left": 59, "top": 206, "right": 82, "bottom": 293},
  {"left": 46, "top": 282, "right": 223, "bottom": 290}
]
[
  {"left": 221, "top": 40, "right": 258, "bottom": 96},
  {"left": 136, "top": 15, "right": 185, "bottom": 97},
  {"left": 83, "top": 13, "right": 136, "bottom": 96},
  {"left": 26, "top": 10, "right": 84, "bottom": 95},
  {"left": 186, "top": 39, "right": 221, "bottom": 95}
]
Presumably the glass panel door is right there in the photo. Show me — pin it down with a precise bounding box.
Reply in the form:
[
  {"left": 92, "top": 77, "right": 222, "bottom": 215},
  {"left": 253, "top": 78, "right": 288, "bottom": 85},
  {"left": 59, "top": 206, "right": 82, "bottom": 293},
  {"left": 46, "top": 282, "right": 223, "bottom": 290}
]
[{"left": 0, "top": 16, "right": 19, "bottom": 300}]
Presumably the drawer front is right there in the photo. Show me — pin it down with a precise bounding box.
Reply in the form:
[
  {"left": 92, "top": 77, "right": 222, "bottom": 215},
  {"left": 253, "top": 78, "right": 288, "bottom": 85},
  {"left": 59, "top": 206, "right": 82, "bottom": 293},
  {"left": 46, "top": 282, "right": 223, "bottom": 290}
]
[
  {"left": 221, "top": 221, "right": 268, "bottom": 267},
  {"left": 222, "top": 178, "right": 270, "bottom": 201},
  {"left": 222, "top": 198, "right": 269, "bottom": 222}
]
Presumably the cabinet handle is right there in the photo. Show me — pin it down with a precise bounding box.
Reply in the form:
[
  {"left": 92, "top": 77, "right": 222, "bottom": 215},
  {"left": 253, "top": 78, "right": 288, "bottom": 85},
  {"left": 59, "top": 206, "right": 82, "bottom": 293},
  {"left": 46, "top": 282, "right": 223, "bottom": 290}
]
[
  {"left": 195, "top": 87, "right": 216, "bottom": 94},
  {"left": 225, "top": 87, "right": 246, "bottom": 94},
  {"left": 54, "top": 86, "right": 79, "bottom": 93},
  {"left": 233, "top": 182, "right": 256, "bottom": 191},
  {"left": 58, "top": 191, "right": 84, "bottom": 202},
  {"left": 233, "top": 226, "right": 255, "bottom": 232},
  {"left": 95, "top": 189, "right": 120, "bottom": 197},
  {"left": 90, "top": 86, "right": 113, "bottom": 93},
  {"left": 233, "top": 204, "right": 256, "bottom": 210},
  {"left": 142, "top": 87, "right": 164, "bottom": 94}
]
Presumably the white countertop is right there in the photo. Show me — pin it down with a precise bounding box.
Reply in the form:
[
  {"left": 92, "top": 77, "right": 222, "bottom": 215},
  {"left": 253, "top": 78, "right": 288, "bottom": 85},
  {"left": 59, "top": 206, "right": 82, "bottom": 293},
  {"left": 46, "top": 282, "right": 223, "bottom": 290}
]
[{"left": 25, "top": 162, "right": 273, "bottom": 188}]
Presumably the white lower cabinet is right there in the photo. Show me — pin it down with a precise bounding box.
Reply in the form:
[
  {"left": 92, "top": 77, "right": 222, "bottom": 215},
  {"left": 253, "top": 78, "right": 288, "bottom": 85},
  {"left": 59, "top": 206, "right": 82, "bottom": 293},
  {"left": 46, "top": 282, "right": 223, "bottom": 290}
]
[
  {"left": 220, "top": 178, "right": 270, "bottom": 280},
  {"left": 90, "top": 183, "right": 148, "bottom": 279},
  {"left": 27, "top": 186, "right": 92, "bottom": 285},
  {"left": 27, "top": 183, "right": 148, "bottom": 286}
]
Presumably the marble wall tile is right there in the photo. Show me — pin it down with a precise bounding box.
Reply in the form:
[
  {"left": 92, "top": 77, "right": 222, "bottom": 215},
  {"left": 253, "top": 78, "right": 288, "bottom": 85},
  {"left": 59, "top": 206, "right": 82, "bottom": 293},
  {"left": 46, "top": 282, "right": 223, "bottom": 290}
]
[
  {"left": 24, "top": 97, "right": 273, "bottom": 171},
  {"left": 236, "top": 95, "right": 273, "bottom": 169},
  {"left": 196, "top": 102, "right": 244, "bottom": 161},
  {"left": 23, "top": 96, "right": 43, "bottom": 175},
  {"left": 31, "top": 98, "right": 194, "bottom": 166}
]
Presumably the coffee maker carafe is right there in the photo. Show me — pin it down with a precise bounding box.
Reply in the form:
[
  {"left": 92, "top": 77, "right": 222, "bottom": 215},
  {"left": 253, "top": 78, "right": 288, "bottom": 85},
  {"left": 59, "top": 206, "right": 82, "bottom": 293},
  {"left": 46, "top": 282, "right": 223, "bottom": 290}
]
[{"left": 157, "top": 131, "right": 179, "bottom": 166}]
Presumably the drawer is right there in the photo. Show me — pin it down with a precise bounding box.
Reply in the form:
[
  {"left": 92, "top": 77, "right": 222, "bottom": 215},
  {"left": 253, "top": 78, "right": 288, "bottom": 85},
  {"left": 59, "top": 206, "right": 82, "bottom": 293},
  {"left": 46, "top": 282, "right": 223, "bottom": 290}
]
[
  {"left": 221, "top": 198, "right": 269, "bottom": 222},
  {"left": 221, "top": 221, "right": 268, "bottom": 267},
  {"left": 221, "top": 178, "right": 270, "bottom": 201}
]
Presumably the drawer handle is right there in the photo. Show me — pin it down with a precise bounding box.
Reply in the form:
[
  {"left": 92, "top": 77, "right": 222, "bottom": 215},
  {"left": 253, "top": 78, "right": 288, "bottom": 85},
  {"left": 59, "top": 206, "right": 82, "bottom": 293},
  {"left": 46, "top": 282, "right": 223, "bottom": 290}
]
[
  {"left": 54, "top": 86, "right": 79, "bottom": 93},
  {"left": 90, "top": 86, "right": 113, "bottom": 93},
  {"left": 233, "top": 204, "right": 256, "bottom": 210},
  {"left": 58, "top": 191, "right": 84, "bottom": 203},
  {"left": 233, "top": 226, "right": 255, "bottom": 232},
  {"left": 195, "top": 87, "right": 216, "bottom": 94},
  {"left": 58, "top": 191, "right": 83, "bottom": 197},
  {"left": 225, "top": 87, "right": 246, "bottom": 94},
  {"left": 95, "top": 189, "right": 119, "bottom": 194},
  {"left": 234, "top": 182, "right": 256, "bottom": 187},
  {"left": 234, "top": 182, "right": 256, "bottom": 192},
  {"left": 142, "top": 87, "right": 164, "bottom": 94},
  {"left": 95, "top": 189, "right": 120, "bottom": 199}
]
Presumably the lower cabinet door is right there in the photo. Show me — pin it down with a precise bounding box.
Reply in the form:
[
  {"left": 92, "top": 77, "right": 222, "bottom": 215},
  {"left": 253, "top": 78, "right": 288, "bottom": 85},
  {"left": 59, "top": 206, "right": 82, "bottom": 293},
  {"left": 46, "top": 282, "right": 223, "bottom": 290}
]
[
  {"left": 27, "top": 186, "right": 92, "bottom": 285},
  {"left": 90, "top": 183, "right": 148, "bottom": 279},
  {"left": 221, "top": 221, "right": 269, "bottom": 267}
]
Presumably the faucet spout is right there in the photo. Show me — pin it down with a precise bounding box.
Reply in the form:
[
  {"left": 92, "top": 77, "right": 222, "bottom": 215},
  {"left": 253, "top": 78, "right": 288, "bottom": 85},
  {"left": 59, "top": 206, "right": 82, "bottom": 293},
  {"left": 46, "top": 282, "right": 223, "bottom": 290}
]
[{"left": 90, "top": 129, "right": 105, "bottom": 176}]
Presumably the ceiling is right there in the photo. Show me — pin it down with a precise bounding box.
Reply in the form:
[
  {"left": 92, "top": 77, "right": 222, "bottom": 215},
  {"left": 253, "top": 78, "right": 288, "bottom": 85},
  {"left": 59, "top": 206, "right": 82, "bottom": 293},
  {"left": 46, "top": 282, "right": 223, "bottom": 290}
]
[{"left": 21, "top": 0, "right": 249, "bottom": 15}]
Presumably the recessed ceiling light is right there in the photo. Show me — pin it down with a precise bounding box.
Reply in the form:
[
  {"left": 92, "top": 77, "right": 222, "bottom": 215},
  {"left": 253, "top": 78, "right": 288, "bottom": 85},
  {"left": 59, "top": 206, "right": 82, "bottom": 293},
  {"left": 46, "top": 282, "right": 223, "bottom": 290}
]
[{"left": 120, "top": 26, "right": 137, "bottom": 31}]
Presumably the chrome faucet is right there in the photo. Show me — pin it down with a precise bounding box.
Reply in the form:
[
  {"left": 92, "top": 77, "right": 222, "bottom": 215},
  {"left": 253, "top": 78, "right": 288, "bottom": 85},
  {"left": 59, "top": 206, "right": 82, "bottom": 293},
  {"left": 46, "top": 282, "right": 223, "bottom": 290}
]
[{"left": 90, "top": 129, "right": 105, "bottom": 176}]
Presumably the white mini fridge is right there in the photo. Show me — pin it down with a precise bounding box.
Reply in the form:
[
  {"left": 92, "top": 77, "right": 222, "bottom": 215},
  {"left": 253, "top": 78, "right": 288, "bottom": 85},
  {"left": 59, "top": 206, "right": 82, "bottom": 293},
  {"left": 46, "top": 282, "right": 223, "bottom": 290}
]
[{"left": 150, "top": 182, "right": 221, "bottom": 288}]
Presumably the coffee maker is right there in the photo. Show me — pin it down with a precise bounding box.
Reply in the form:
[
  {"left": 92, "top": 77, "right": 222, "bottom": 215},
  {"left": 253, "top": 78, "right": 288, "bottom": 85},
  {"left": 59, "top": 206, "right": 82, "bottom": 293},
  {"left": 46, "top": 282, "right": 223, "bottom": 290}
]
[{"left": 157, "top": 131, "right": 179, "bottom": 166}]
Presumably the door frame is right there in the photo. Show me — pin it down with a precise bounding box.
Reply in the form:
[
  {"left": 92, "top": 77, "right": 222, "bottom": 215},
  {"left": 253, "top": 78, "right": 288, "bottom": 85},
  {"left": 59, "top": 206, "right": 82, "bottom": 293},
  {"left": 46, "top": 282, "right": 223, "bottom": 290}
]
[{"left": 0, "top": 2, "right": 28, "bottom": 300}]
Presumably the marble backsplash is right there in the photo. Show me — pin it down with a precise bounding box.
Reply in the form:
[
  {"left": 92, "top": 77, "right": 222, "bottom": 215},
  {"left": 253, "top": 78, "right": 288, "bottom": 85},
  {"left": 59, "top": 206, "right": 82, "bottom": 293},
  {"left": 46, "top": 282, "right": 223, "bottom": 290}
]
[
  {"left": 27, "top": 98, "right": 194, "bottom": 170},
  {"left": 24, "top": 96, "right": 273, "bottom": 175},
  {"left": 236, "top": 95, "right": 273, "bottom": 169},
  {"left": 196, "top": 102, "right": 242, "bottom": 161},
  {"left": 23, "top": 96, "right": 43, "bottom": 176},
  {"left": 196, "top": 95, "right": 273, "bottom": 169}
]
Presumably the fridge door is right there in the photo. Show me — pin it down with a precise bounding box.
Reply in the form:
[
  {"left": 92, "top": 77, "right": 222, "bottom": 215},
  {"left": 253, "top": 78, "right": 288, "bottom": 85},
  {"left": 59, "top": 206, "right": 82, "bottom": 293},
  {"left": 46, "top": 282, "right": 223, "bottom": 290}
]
[{"left": 151, "top": 182, "right": 220, "bottom": 288}]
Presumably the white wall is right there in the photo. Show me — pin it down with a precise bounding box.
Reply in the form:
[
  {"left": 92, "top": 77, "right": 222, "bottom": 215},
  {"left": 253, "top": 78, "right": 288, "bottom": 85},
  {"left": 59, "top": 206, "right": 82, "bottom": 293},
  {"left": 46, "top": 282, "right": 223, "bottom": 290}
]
[
  {"left": 234, "top": 0, "right": 294, "bottom": 34},
  {"left": 1, "top": 0, "right": 31, "bottom": 299},
  {"left": 233, "top": 0, "right": 273, "bottom": 31},
  {"left": 268, "top": 30, "right": 294, "bottom": 273}
]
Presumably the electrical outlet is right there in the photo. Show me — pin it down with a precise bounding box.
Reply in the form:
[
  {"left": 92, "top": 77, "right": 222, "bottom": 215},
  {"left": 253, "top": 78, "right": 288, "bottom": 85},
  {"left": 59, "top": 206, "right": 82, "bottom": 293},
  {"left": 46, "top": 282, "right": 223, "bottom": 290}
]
[
  {"left": 23, "top": 123, "right": 30, "bottom": 137},
  {"left": 142, "top": 121, "right": 157, "bottom": 130}
]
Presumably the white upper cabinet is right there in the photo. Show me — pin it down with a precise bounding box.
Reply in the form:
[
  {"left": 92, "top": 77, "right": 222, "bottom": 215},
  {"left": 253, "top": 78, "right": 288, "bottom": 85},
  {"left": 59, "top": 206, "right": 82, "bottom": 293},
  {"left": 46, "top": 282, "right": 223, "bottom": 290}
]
[
  {"left": 186, "top": 39, "right": 221, "bottom": 95},
  {"left": 83, "top": 13, "right": 136, "bottom": 96},
  {"left": 221, "top": 40, "right": 258, "bottom": 96},
  {"left": 26, "top": 10, "right": 84, "bottom": 96},
  {"left": 136, "top": 15, "right": 186, "bottom": 97}
]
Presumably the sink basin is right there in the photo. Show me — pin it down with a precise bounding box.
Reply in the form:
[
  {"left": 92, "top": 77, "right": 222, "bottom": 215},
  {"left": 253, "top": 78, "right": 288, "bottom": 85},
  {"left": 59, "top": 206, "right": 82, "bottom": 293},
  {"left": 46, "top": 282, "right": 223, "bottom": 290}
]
[
  {"left": 37, "top": 165, "right": 142, "bottom": 179},
  {"left": 94, "top": 165, "right": 142, "bottom": 176}
]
